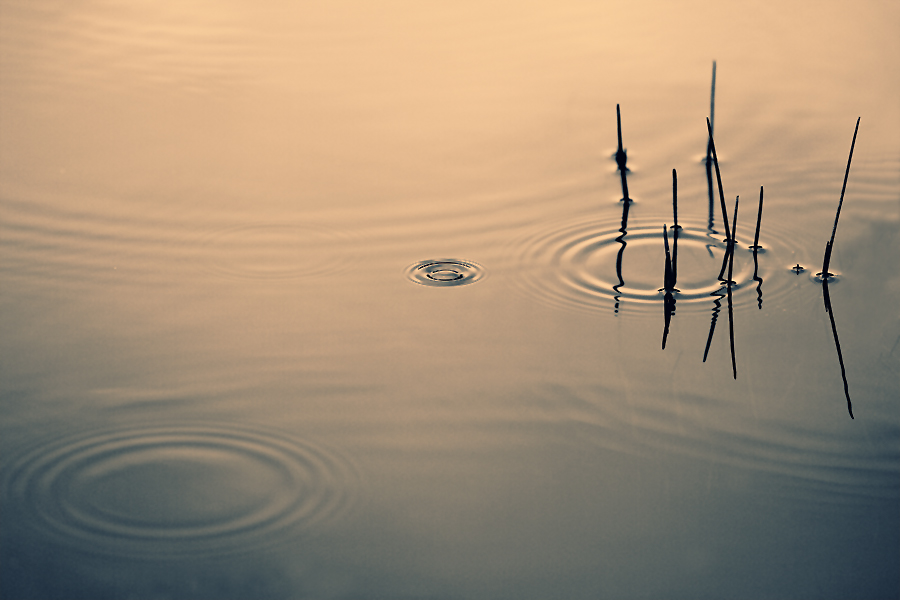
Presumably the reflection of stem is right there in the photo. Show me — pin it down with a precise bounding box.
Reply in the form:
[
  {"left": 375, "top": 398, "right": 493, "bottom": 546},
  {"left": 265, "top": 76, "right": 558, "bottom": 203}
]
[
  {"left": 727, "top": 250, "right": 736, "bottom": 379},
  {"left": 662, "top": 292, "right": 675, "bottom": 350},
  {"left": 613, "top": 104, "right": 631, "bottom": 314},
  {"left": 726, "top": 196, "right": 739, "bottom": 379},
  {"left": 823, "top": 280, "right": 854, "bottom": 419},
  {"left": 662, "top": 226, "right": 675, "bottom": 292},
  {"left": 613, "top": 198, "right": 630, "bottom": 314},
  {"left": 752, "top": 250, "right": 763, "bottom": 309},
  {"left": 703, "top": 284, "right": 724, "bottom": 363}
]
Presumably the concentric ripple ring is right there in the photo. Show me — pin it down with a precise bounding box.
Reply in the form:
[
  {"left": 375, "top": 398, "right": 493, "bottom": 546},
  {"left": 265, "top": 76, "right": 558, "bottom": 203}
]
[
  {"left": 405, "top": 259, "right": 486, "bottom": 287},
  {"left": 1, "top": 423, "right": 359, "bottom": 558},
  {"left": 507, "top": 216, "right": 797, "bottom": 314},
  {"left": 199, "top": 223, "right": 355, "bottom": 280}
]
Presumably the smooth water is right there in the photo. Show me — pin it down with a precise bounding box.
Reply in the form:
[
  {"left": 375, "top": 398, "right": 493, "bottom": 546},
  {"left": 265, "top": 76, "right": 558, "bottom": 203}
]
[{"left": 1, "top": 1, "right": 899, "bottom": 598}]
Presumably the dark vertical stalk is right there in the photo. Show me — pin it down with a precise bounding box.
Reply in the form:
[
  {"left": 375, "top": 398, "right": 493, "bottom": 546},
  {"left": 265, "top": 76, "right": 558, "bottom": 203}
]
[
  {"left": 821, "top": 117, "right": 860, "bottom": 278},
  {"left": 671, "top": 169, "right": 679, "bottom": 282},
  {"left": 706, "top": 153, "right": 715, "bottom": 234},
  {"left": 616, "top": 104, "right": 627, "bottom": 173},
  {"left": 751, "top": 186, "right": 764, "bottom": 249},
  {"left": 715, "top": 244, "right": 732, "bottom": 291},
  {"left": 706, "top": 60, "right": 716, "bottom": 165},
  {"left": 706, "top": 117, "right": 731, "bottom": 242},
  {"left": 671, "top": 169, "right": 680, "bottom": 230},
  {"left": 730, "top": 195, "right": 739, "bottom": 247}
]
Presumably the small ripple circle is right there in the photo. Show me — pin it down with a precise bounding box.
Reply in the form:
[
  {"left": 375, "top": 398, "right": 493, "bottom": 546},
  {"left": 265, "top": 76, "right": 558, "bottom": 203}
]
[
  {"left": 405, "top": 259, "right": 486, "bottom": 287},
  {"left": 1, "top": 423, "right": 359, "bottom": 558}
]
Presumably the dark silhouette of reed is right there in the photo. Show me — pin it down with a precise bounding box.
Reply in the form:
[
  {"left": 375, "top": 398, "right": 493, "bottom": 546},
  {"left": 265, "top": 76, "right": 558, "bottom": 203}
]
[
  {"left": 704, "top": 195, "right": 739, "bottom": 377},
  {"left": 820, "top": 117, "right": 860, "bottom": 279},
  {"left": 750, "top": 186, "right": 764, "bottom": 250},
  {"left": 616, "top": 104, "right": 628, "bottom": 174},
  {"left": 671, "top": 169, "right": 681, "bottom": 231},
  {"left": 706, "top": 61, "right": 717, "bottom": 166},
  {"left": 671, "top": 169, "right": 680, "bottom": 280},
  {"left": 823, "top": 278, "right": 854, "bottom": 418},
  {"left": 705, "top": 63, "right": 718, "bottom": 250},
  {"left": 706, "top": 155, "right": 716, "bottom": 237},
  {"left": 706, "top": 118, "right": 731, "bottom": 243}
]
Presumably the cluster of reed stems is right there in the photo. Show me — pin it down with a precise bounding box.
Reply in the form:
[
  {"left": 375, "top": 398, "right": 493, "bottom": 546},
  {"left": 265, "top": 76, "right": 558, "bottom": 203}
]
[{"left": 614, "top": 62, "right": 858, "bottom": 418}]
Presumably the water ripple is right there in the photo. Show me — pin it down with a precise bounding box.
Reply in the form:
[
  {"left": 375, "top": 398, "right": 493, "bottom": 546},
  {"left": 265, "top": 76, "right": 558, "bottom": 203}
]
[
  {"left": 506, "top": 215, "right": 802, "bottom": 314},
  {"left": 1, "top": 423, "right": 359, "bottom": 558},
  {"left": 405, "top": 259, "right": 486, "bottom": 287},
  {"left": 199, "top": 223, "right": 356, "bottom": 281}
]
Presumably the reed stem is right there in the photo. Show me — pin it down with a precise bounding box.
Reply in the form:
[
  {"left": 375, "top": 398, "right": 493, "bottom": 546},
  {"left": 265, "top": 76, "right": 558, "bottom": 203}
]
[
  {"left": 751, "top": 186, "right": 764, "bottom": 249},
  {"left": 706, "top": 61, "right": 716, "bottom": 164},
  {"left": 615, "top": 104, "right": 627, "bottom": 172},
  {"left": 821, "top": 117, "right": 860, "bottom": 277},
  {"left": 671, "top": 169, "right": 681, "bottom": 230},
  {"left": 706, "top": 117, "right": 731, "bottom": 242}
]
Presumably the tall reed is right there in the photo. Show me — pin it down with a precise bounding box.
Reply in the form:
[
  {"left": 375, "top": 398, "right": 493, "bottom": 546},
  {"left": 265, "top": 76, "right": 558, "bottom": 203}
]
[{"left": 820, "top": 117, "right": 860, "bottom": 278}]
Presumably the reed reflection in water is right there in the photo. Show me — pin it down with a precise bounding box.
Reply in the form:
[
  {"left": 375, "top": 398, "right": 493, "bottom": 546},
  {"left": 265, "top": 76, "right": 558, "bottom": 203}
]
[{"left": 1, "top": 1, "right": 899, "bottom": 599}]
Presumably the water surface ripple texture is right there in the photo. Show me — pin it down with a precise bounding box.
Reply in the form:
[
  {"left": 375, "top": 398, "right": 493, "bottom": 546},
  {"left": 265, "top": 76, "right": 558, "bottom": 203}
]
[
  {"left": 507, "top": 215, "right": 799, "bottom": 314},
  {"left": 405, "top": 259, "right": 486, "bottom": 287},
  {"left": 199, "top": 223, "right": 357, "bottom": 281},
  {"left": 0, "top": 423, "right": 360, "bottom": 558}
]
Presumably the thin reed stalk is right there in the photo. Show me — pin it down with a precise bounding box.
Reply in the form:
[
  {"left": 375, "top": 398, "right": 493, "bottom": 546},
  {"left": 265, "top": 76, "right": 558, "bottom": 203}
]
[
  {"left": 671, "top": 169, "right": 680, "bottom": 230},
  {"left": 615, "top": 104, "right": 627, "bottom": 172},
  {"left": 706, "top": 61, "right": 716, "bottom": 165},
  {"left": 821, "top": 117, "right": 860, "bottom": 277},
  {"left": 751, "top": 186, "right": 764, "bottom": 249},
  {"left": 706, "top": 117, "right": 731, "bottom": 242}
]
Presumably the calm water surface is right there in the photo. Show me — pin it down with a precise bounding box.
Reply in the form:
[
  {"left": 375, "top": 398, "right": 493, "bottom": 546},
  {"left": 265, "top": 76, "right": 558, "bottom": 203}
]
[{"left": 2, "top": 1, "right": 899, "bottom": 598}]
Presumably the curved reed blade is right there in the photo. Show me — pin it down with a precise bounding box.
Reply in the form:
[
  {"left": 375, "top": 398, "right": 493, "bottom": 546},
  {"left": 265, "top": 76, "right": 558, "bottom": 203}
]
[
  {"left": 751, "top": 186, "right": 764, "bottom": 249},
  {"left": 706, "top": 117, "right": 731, "bottom": 242},
  {"left": 821, "top": 117, "right": 860, "bottom": 278}
]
